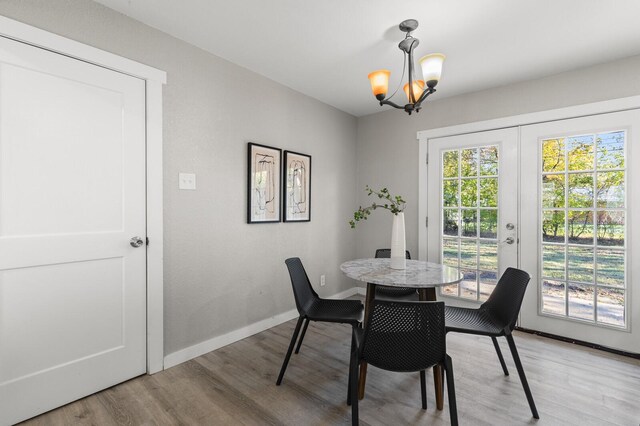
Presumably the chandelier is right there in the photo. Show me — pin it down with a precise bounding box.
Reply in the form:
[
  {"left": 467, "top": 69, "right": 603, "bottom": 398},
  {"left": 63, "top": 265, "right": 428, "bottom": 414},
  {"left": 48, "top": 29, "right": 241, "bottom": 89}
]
[{"left": 368, "top": 19, "right": 445, "bottom": 115}]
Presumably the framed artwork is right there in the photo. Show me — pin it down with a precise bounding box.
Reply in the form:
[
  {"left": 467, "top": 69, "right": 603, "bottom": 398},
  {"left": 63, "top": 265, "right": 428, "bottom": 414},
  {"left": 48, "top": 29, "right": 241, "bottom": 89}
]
[
  {"left": 283, "top": 150, "right": 311, "bottom": 222},
  {"left": 247, "top": 142, "right": 281, "bottom": 223}
]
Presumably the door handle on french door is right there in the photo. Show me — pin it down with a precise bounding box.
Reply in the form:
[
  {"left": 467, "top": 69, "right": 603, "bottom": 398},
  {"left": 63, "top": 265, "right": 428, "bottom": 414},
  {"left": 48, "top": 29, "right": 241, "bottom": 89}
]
[
  {"left": 503, "top": 237, "right": 515, "bottom": 245},
  {"left": 130, "top": 236, "right": 144, "bottom": 248}
]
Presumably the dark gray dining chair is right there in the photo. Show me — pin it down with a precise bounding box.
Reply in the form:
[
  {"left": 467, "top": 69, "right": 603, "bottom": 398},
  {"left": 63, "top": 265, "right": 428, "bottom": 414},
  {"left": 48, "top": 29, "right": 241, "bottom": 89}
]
[
  {"left": 276, "top": 257, "right": 364, "bottom": 387},
  {"left": 349, "top": 300, "right": 458, "bottom": 425},
  {"left": 373, "top": 249, "right": 418, "bottom": 300},
  {"left": 445, "top": 267, "right": 539, "bottom": 419}
]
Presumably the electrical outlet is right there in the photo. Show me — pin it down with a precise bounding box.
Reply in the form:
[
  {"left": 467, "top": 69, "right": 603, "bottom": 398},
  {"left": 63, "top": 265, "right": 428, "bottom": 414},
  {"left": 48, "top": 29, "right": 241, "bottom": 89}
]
[
  {"left": 320, "top": 275, "right": 326, "bottom": 286},
  {"left": 179, "top": 173, "right": 196, "bottom": 190}
]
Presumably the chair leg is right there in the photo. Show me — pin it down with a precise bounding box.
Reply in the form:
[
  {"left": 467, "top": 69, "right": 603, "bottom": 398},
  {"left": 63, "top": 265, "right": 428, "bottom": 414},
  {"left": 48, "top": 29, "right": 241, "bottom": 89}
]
[
  {"left": 505, "top": 332, "right": 539, "bottom": 419},
  {"left": 443, "top": 355, "right": 458, "bottom": 426},
  {"left": 276, "top": 316, "right": 304, "bottom": 385},
  {"left": 347, "top": 330, "right": 355, "bottom": 406},
  {"left": 492, "top": 336, "right": 509, "bottom": 376},
  {"left": 295, "top": 318, "right": 310, "bottom": 354},
  {"left": 420, "top": 370, "right": 427, "bottom": 410},
  {"left": 350, "top": 341, "right": 359, "bottom": 426}
]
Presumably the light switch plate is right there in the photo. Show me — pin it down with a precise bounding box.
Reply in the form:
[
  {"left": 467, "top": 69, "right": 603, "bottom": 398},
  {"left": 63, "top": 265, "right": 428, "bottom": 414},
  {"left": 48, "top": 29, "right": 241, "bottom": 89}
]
[{"left": 179, "top": 173, "right": 196, "bottom": 190}]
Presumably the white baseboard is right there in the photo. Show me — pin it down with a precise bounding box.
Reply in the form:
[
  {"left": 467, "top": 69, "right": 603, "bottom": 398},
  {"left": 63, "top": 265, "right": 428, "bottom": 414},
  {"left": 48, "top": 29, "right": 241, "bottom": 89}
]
[
  {"left": 163, "top": 286, "right": 360, "bottom": 369},
  {"left": 326, "top": 286, "right": 360, "bottom": 300}
]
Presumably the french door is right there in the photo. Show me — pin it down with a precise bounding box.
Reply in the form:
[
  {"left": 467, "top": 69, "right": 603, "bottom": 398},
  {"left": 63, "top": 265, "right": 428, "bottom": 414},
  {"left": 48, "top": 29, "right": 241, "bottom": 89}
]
[
  {"left": 427, "top": 128, "right": 519, "bottom": 306},
  {"left": 520, "top": 110, "right": 640, "bottom": 353},
  {"left": 0, "top": 35, "right": 148, "bottom": 424}
]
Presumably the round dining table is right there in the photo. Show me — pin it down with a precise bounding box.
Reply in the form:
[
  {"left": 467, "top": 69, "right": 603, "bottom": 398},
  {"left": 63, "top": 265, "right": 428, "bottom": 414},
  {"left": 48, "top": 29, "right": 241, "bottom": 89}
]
[{"left": 340, "top": 258, "right": 463, "bottom": 409}]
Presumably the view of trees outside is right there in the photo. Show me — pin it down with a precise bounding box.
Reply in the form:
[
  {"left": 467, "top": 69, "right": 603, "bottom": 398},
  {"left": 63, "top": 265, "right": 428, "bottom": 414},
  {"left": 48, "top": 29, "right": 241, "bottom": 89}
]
[
  {"left": 540, "top": 131, "right": 625, "bottom": 327},
  {"left": 441, "top": 146, "right": 499, "bottom": 301}
]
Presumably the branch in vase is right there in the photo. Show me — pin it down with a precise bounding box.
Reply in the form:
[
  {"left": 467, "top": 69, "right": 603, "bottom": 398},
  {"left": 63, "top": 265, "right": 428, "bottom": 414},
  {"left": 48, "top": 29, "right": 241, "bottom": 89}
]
[{"left": 349, "top": 186, "right": 406, "bottom": 228}]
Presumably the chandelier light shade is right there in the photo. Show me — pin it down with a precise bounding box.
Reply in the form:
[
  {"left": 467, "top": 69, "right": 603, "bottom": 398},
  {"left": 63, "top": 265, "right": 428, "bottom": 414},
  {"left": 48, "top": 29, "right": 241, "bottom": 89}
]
[
  {"left": 368, "top": 19, "right": 445, "bottom": 115},
  {"left": 403, "top": 79, "right": 425, "bottom": 102},
  {"left": 367, "top": 70, "right": 391, "bottom": 100},
  {"left": 419, "top": 53, "right": 446, "bottom": 85}
]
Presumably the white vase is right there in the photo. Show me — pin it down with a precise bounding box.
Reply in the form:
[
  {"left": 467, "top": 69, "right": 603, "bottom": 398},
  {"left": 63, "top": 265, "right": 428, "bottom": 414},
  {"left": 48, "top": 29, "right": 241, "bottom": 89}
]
[{"left": 390, "top": 212, "right": 406, "bottom": 269}]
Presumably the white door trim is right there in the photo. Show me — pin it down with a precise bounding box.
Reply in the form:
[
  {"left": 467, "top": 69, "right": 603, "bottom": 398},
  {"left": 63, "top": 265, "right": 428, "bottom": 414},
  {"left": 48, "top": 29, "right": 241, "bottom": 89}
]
[
  {"left": 0, "top": 15, "right": 166, "bottom": 374},
  {"left": 0, "top": 15, "right": 166, "bottom": 83},
  {"left": 417, "top": 95, "right": 640, "bottom": 262}
]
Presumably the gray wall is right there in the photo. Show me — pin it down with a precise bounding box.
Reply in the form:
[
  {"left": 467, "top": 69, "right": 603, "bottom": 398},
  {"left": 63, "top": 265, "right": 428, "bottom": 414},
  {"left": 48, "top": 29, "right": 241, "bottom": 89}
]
[
  {"left": 0, "top": 0, "right": 358, "bottom": 356},
  {"left": 4, "top": 0, "right": 640, "bottom": 359},
  {"left": 355, "top": 55, "right": 640, "bottom": 263}
]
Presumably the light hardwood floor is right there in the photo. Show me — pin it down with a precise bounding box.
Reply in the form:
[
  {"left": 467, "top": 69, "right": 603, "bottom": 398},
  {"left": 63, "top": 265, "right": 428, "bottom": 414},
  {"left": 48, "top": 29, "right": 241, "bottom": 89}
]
[{"left": 21, "top": 303, "right": 640, "bottom": 426}]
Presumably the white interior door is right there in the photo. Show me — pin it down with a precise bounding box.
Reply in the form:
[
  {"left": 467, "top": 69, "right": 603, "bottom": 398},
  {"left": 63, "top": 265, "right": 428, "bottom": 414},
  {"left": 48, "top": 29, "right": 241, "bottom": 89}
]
[
  {"left": 0, "top": 35, "right": 147, "bottom": 424},
  {"left": 427, "top": 128, "right": 519, "bottom": 307},
  {"left": 520, "top": 110, "right": 640, "bottom": 354}
]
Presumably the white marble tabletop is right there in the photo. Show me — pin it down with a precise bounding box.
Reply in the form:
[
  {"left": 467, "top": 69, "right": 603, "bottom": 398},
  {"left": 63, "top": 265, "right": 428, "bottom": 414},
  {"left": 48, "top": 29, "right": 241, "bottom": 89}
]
[{"left": 340, "top": 258, "right": 462, "bottom": 288}]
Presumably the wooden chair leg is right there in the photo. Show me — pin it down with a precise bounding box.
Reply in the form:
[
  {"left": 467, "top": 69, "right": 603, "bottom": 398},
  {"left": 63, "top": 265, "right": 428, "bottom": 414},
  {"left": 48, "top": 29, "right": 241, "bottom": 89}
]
[
  {"left": 420, "top": 370, "right": 427, "bottom": 410},
  {"left": 443, "top": 355, "right": 458, "bottom": 426},
  {"left": 492, "top": 336, "right": 509, "bottom": 376},
  {"left": 276, "top": 316, "right": 304, "bottom": 385},
  {"left": 433, "top": 365, "right": 444, "bottom": 410},
  {"left": 505, "top": 332, "right": 539, "bottom": 419},
  {"left": 294, "top": 318, "right": 310, "bottom": 354}
]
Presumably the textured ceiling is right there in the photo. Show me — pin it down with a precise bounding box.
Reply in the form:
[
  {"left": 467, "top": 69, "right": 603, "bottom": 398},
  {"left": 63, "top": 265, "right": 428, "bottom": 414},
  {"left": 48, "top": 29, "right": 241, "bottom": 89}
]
[{"left": 95, "top": 0, "right": 640, "bottom": 116}]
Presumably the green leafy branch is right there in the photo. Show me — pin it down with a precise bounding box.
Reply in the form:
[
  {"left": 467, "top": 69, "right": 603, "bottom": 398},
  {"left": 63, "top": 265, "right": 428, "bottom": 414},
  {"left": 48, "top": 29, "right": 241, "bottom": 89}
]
[{"left": 349, "top": 186, "right": 406, "bottom": 228}]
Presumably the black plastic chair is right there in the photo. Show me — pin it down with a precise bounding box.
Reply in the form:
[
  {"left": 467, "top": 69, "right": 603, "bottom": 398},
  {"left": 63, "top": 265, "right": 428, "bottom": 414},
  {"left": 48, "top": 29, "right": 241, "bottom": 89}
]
[
  {"left": 374, "top": 249, "right": 418, "bottom": 300},
  {"left": 445, "top": 267, "right": 539, "bottom": 419},
  {"left": 276, "top": 257, "right": 364, "bottom": 386},
  {"left": 349, "top": 300, "right": 458, "bottom": 426}
]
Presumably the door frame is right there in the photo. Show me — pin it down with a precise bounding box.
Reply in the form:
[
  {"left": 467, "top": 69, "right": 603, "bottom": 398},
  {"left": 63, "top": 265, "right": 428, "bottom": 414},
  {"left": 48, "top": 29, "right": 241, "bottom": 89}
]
[
  {"left": 0, "top": 15, "right": 167, "bottom": 373},
  {"left": 417, "top": 95, "right": 640, "bottom": 264}
]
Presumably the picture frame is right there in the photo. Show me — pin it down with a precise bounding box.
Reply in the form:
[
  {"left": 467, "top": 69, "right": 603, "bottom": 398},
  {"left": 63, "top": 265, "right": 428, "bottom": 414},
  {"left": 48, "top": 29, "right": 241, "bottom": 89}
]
[
  {"left": 247, "top": 142, "right": 281, "bottom": 223},
  {"left": 283, "top": 150, "right": 311, "bottom": 222}
]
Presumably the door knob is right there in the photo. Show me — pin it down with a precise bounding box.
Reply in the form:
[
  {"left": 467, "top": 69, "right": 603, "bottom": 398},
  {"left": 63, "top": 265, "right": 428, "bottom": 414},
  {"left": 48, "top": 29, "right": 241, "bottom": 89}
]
[
  {"left": 130, "top": 236, "right": 144, "bottom": 248},
  {"left": 503, "top": 237, "right": 515, "bottom": 245}
]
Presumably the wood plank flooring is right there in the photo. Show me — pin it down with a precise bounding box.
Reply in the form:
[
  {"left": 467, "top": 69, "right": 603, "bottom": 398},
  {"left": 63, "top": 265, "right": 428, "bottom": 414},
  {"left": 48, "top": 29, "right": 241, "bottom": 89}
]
[{"left": 20, "top": 301, "right": 640, "bottom": 425}]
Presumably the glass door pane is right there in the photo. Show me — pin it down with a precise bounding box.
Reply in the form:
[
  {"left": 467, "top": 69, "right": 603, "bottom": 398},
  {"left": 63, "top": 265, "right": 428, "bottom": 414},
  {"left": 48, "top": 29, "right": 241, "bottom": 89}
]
[
  {"left": 441, "top": 146, "right": 500, "bottom": 301},
  {"left": 540, "top": 131, "right": 626, "bottom": 327}
]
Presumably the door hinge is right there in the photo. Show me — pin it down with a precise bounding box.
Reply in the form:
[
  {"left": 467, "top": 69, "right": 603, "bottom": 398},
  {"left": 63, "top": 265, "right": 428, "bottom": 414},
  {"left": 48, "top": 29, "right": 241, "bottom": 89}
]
[
  {"left": 146, "top": 237, "right": 150, "bottom": 246},
  {"left": 425, "top": 216, "right": 429, "bottom": 227}
]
